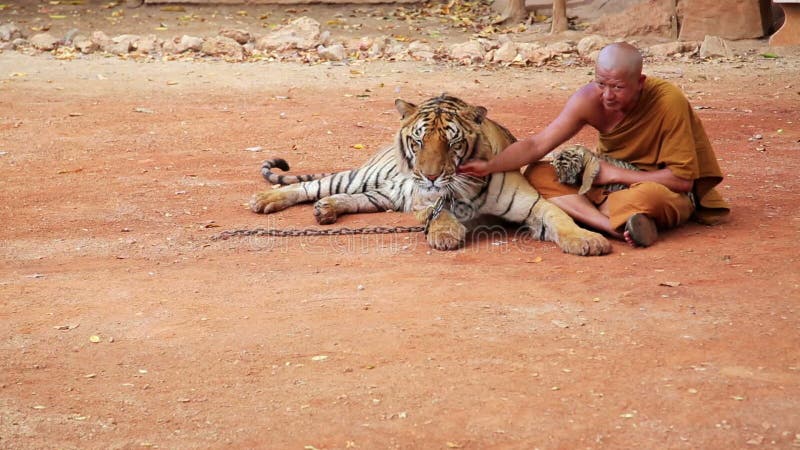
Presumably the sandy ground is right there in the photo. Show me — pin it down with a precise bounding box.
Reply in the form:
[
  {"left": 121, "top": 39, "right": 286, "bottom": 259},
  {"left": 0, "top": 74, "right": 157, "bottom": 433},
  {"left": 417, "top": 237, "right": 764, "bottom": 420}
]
[{"left": 2, "top": 3, "right": 800, "bottom": 449}]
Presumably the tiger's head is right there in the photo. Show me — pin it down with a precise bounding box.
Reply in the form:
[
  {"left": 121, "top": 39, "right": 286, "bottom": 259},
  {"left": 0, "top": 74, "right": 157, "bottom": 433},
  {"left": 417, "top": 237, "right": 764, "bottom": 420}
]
[{"left": 394, "top": 94, "right": 503, "bottom": 197}]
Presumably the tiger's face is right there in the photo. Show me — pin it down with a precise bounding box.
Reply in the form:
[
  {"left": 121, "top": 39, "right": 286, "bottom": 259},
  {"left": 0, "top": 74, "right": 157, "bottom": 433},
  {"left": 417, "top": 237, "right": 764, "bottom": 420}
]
[{"left": 394, "top": 95, "right": 489, "bottom": 197}]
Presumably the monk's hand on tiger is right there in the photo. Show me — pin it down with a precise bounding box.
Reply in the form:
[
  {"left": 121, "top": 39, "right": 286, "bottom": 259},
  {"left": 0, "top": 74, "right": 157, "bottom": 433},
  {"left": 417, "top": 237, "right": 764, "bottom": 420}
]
[{"left": 457, "top": 159, "right": 490, "bottom": 177}]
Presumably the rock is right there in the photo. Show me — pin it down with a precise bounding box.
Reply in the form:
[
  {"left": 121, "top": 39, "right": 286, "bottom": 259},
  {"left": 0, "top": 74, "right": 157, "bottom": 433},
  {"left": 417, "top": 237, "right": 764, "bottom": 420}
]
[
  {"left": 678, "top": 0, "right": 767, "bottom": 40},
  {"left": 107, "top": 34, "right": 138, "bottom": 55},
  {"left": 408, "top": 41, "right": 435, "bottom": 61},
  {"left": 492, "top": 41, "right": 518, "bottom": 63},
  {"left": 648, "top": 41, "right": 698, "bottom": 57},
  {"left": 91, "top": 31, "right": 111, "bottom": 49},
  {"left": 73, "top": 35, "right": 98, "bottom": 54},
  {"left": 577, "top": 34, "right": 609, "bottom": 56},
  {"left": 317, "top": 43, "right": 345, "bottom": 61},
  {"left": 164, "top": 35, "right": 204, "bottom": 54},
  {"left": 519, "top": 46, "right": 552, "bottom": 65},
  {"left": 367, "top": 36, "right": 389, "bottom": 58},
  {"left": 353, "top": 36, "right": 373, "bottom": 51},
  {"left": 0, "top": 22, "right": 22, "bottom": 41},
  {"left": 589, "top": 0, "right": 676, "bottom": 38},
  {"left": 699, "top": 35, "right": 733, "bottom": 58},
  {"left": 545, "top": 41, "right": 576, "bottom": 55},
  {"left": 255, "top": 17, "right": 322, "bottom": 51},
  {"left": 219, "top": 28, "right": 251, "bottom": 45},
  {"left": 202, "top": 36, "right": 244, "bottom": 60},
  {"left": 449, "top": 40, "right": 485, "bottom": 63},
  {"left": 133, "top": 34, "right": 160, "bottom": 54},
  {"left": 30, "top": 33, "right": 59, "bottom": 51}
]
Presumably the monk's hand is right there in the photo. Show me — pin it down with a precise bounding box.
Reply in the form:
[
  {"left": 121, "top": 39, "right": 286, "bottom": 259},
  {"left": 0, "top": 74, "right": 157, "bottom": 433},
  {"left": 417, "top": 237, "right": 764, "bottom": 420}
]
[
  {"left": 593, "top": 160, "right": 619, "bottom": 186},
  {"left": 457, "top": 159, "right": 490, "bottom": 177}
]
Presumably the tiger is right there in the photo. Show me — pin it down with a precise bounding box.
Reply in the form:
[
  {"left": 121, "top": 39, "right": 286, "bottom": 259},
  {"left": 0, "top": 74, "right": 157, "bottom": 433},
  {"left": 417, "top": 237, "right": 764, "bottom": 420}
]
[
  {"left": 551, "top": 144, "right": 640, "bottom": 195},
  {"left": 250, "top": 94, "right": 611, "bottom": 256}
]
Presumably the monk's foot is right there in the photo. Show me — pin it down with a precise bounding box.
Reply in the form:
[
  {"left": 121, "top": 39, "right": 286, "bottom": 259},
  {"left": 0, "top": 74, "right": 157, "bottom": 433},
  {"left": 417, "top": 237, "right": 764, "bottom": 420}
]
[{"left": 624, "top": 213, "right": 658, "bottom": 247}]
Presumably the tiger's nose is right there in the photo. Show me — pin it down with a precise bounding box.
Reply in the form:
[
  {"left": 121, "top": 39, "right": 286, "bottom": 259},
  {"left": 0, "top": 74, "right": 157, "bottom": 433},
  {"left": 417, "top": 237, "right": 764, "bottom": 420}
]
[{"left": 424, "top": 172, "right": 440, "bottom": 181}]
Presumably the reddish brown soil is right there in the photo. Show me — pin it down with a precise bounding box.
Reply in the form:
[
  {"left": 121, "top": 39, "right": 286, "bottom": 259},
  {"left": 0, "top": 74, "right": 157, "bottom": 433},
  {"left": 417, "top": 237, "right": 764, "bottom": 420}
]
[{"left": 2, "top": 5, "right": 800, "bottom": 449}]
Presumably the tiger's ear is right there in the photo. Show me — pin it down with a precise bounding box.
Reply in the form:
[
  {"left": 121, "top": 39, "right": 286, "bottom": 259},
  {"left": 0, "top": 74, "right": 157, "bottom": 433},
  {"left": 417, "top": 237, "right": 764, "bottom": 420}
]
[
  {"left": 395, "top": 99, "right": 417, "bottom": 119},
  {"left": 473, "top": 106, "right": 487, "bottom": 124}
]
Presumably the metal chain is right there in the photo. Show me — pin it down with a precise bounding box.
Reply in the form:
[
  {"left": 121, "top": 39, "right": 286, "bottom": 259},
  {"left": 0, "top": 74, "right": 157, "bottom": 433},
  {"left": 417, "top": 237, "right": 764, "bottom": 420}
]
[
  {"left": 212, "top": 195, "right": 451, "bottom": 241},
  {"left": 211, "top": 225, "right": 425, "bottom": 241}
]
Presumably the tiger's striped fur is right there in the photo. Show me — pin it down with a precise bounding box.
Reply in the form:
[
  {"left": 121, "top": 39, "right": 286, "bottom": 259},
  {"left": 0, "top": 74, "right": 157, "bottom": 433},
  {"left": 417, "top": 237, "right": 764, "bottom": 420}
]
[
  {"left": 551, "top": 144, "right": 639, "bottom": 195},
  {"left": 250, "top": 94, "right": 611, "bottom": 255}
]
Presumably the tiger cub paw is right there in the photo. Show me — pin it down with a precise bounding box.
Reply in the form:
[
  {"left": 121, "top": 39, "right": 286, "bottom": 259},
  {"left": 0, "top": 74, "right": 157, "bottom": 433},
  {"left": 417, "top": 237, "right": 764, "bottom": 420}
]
[
  {"left": 250, "top": 190, "right": 293, "bottom": 214},
  {"left": 426, "top": 212, "right": 466, "bottom": 251},
  {"left": 313, "top": 198, "right": 338, "bottom": 225},
  {"left": 558, "top": 229, "right": 612, "bottom": 256}
]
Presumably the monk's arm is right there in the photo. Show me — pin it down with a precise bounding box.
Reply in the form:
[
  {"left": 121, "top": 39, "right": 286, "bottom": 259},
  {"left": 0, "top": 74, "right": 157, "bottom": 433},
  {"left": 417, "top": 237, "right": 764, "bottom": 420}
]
[{"left": 596, "top": 161, "right": 694, "bottom": 193}]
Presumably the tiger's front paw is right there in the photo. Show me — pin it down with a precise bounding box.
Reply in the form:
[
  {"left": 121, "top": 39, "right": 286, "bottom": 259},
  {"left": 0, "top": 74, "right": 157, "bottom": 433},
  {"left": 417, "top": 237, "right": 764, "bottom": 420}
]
[
  {"left": 250, "top": 190, "right": 293, "bottom": 214},
  {"left": 558, "top": 229, "right": 612, "bottom": 256},
  {"left": 313, "top": 198, "right": 338, "bottom": 225},
  {"left": 426, "top": 212, "right": 466, "bottom": 251}
]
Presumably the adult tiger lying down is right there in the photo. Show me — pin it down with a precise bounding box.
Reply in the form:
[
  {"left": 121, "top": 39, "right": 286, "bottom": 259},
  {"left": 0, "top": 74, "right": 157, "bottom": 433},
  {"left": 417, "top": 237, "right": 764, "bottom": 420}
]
[{"left": 250, "top": 94, "right": 611, "bottom": 256}]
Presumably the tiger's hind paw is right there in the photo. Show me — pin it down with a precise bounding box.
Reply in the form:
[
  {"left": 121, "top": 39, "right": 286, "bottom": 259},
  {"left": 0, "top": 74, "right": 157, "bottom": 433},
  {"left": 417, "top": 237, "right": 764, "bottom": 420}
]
[{"left": 313, "top": 198, "right": 339, "bottom": 225}]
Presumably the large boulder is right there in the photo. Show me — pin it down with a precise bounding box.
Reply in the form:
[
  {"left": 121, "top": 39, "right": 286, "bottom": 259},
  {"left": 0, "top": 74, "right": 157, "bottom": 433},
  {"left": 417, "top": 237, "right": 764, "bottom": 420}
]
[
  {"left": 678, "top": 0, "right": 768, "bottom": 40},
  {"left": 588, "top": 0, "right": 677, "bottom": 38}
]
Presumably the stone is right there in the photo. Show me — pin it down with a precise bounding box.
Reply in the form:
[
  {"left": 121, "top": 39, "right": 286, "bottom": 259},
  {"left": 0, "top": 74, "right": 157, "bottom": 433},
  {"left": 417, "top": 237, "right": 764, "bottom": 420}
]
[
  {"left": 492, "top": 41, "right": 519, "bottom": 63},
  {"left": 73, "top": 35, "right": 98, "bottom": 54},
  {"left": 133, "top": 35, "right": 160, "bottom": 54},
  {"left": 317, "top": 43, "right": 345, "bottom": 61},
  {"left": 648, "top": 41, "right": 699, "bottom": 57},
  {"left": 368, "top": 37, "right": 387, "bottom": 58},
  {"left": 407, "top": 41, "right": 435, "bottom": 61},
  {"left": 219, "top": 28, "right": 251, "bottom": 45},
  {"left": 107, "top": 34, "right": 138, "bottom": 55},
  {"left": 201, "top": 36, "right": 244, "bottom": 60},
  {"left": 164, "top": 35, "right": 204, "bottom": 54},
  {"left": 520, "top": 47, "right": 552, "bottom": 65},
  {"left": 678, "top": 0, "right": 768, "bottom": 41},
  {"left": 255, "top": 17, "right": 321, "bottom": 51},
  {"left": 577, "top": 34, "right": 609, "bottom": 56},
  {"left": 91, "top": 31, "right": 111, "bottom": 49},
  {"left": 0, "top": 23, "right": 22, "bottom": 42},
  {"left": 545, "top": 40, "right": 576, "bottom": 55},
  {"left": 30, "top": 33, "right": 59, "bottom": 51},
  {"left": 589, "top": 0, "right": 676, "bottom": 38},
  {"left": 699, "top": 35, "right": 733, "bottom": 58},
  {"left": 449, "top": 40, "right": 485, "bottom": 63}
]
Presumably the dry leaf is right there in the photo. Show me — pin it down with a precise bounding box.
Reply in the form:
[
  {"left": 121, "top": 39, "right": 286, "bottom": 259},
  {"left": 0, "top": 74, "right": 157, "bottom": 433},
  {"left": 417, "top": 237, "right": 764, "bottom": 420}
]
[{"left": 659, "top": 281, "right": 681, "bottom": 287}]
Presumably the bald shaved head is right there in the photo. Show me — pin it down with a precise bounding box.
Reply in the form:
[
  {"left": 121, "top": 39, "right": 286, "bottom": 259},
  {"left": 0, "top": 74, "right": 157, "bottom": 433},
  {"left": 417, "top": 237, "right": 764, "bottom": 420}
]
[{"left": 596, "top": 42, "right": 643, "bottom": 81}]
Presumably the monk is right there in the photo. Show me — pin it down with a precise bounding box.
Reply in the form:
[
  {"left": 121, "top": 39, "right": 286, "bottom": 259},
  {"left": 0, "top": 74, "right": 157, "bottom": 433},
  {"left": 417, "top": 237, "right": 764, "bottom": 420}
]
[{"left": 458, "top": 42, "right": 730, "bottom": 247}]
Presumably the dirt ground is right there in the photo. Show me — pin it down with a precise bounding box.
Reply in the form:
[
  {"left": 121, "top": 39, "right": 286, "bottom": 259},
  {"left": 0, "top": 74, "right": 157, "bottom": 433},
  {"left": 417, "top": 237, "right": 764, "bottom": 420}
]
[{"left": 2, "top": 2, "right": 800, "bottom": 449}]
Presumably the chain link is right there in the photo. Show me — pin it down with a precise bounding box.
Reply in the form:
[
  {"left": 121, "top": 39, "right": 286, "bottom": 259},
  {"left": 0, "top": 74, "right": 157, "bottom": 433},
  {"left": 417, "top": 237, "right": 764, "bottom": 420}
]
[{"left": 211, "top": 225, "right": 426, "bottom": 241}]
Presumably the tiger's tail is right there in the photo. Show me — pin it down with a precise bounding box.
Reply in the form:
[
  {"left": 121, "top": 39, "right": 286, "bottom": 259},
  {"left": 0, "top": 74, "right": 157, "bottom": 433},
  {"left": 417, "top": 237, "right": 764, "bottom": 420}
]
[{"left": 260, "top": 158, "right": 334, "bottom": 185}]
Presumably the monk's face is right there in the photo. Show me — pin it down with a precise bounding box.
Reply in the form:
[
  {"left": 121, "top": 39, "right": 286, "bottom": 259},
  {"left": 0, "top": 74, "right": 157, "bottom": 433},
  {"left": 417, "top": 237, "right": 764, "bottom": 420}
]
[{"left": 594, "top": 66, "right": 644, "bottom": 114}]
